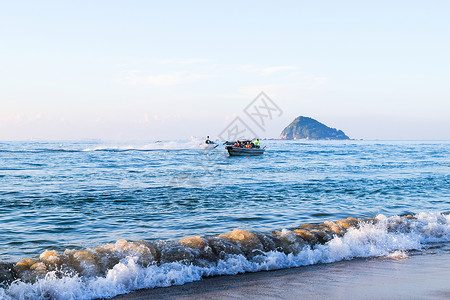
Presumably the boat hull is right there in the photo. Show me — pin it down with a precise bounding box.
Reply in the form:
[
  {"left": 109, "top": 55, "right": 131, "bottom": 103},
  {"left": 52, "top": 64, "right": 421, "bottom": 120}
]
[{"left": 225, "top": 146, "right": 265, "bottom": 156}]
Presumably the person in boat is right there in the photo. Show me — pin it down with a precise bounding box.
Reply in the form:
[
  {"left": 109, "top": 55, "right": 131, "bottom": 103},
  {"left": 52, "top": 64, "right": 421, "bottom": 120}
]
[
  {"left": 205, "top": 136, "right": 212, "bottom": 144},
  {"left": 246, "top": 141, "right": 253, "bottom": 149},
  {"left": 234, "top": 140, "right": 240, "bottom": 147},
  {"left": 253, "top": 139, "right": 260, "bottom": 148}
]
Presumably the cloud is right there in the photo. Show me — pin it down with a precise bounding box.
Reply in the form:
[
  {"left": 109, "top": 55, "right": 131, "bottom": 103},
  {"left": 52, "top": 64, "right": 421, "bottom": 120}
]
[
  {"left": 238, "top": 64, "right": 298, "bottom": 76},
  {"left": 238, "top": 73, "right": 328, "bottom": 97},
  {"left": 287, "top": 72, "right": 328, "bottom": 86},
  {"left": 118, "top": 70, "right": 216, "bottom": 86},
  {"left": 157, "top": 58, "right": 212, "bottom": 65},
  {"left": 117, "top": 62, "right": 325, "bottom": 91},
  {"left": 146, "top": 71, "right": 215, "bottom": 86},
  {"left": 0, "top": 113, "right": 43, "bottom": 124},
  {"left": 138, "top": 113, "right": 150, "bottom": 124}
]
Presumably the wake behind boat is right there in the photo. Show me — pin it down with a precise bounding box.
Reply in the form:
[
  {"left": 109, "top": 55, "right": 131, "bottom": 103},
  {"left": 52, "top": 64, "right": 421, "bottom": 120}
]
[{"left": 225, "top": 139, "right": 265, "bottom": 156}]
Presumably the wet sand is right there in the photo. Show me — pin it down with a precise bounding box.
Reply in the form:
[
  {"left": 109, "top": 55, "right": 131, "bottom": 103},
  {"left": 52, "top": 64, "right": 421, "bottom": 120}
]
[{"left": 112, "top": 250, "right": 450, "bottom": 300}]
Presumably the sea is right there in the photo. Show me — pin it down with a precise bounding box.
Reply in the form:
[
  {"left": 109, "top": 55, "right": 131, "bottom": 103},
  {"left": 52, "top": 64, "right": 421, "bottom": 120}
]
[{"left": 0, "top": 139, "right": 449, "bottom": 299}]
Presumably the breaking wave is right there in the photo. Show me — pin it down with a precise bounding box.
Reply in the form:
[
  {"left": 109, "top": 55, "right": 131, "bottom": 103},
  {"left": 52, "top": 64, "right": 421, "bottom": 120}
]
[{"left": 1, "top": 212, "right": 449, "bottom": 299}]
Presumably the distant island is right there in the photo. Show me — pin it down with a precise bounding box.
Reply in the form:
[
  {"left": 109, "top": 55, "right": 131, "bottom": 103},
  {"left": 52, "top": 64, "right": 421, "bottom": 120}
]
[{"left": 279, "top": 116, "right": 350, "bottom": 140}]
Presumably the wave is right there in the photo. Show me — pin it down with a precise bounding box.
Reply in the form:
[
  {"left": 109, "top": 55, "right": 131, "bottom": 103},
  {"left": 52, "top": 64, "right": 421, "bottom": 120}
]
[
  {"left": 0, "top": 139, "right": 219, "bottom": 153},
  {"left": 82, "top": 139, "right": 219, "bottom": 151},
  {"left": 1, "top": 212, "right": 449, "bottom": 299},
  {"left": 82, "top": 142, "right": 217, "bottom": 152},
  {"left": 0, "top": 149, "right": 81, "bottom": 153}
]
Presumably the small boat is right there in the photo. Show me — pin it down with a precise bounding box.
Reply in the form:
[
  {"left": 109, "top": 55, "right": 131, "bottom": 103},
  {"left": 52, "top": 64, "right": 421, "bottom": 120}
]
[{"left": 225, "top": 144, "right": 265, "bottom": 156}]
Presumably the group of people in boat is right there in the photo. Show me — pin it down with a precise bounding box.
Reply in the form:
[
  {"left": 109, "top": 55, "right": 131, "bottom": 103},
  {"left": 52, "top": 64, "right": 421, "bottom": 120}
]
[
  {"left": 205, "top": 136, "right": 261, "bottom": 149},
  {"left": 233, "top": 139, "right": 260, "bottom": 149}
]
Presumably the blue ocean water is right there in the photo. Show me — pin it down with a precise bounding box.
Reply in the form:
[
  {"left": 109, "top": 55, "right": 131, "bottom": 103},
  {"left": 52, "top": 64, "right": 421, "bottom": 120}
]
[{"left": 0, "top": 140, "right": 449, "bottom": 299}]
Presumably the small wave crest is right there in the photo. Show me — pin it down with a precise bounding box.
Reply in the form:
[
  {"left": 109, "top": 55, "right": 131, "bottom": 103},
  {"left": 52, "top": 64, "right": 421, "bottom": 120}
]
[{"left": 1, "top": 212, "right": 449, "bottom": 299}]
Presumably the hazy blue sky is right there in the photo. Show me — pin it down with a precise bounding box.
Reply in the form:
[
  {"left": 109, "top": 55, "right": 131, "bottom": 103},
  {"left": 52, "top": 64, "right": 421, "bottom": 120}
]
[{"left": 1, "top": 0, "right": 449, "bottom": 140}]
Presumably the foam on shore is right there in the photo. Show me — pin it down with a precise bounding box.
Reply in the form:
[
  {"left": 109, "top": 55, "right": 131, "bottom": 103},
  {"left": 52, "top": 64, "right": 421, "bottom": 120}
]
[{"left": 1, "top": 212, "right": 449, "bottom": 300}]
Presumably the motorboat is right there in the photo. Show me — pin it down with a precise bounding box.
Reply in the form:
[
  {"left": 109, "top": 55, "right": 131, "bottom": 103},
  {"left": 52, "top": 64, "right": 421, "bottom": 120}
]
[
  {"left": 225, "top": 140, "right": 265, "bottom": 156},
  {"left": 225, "top": 146, "right": 265, "bottom": 156}
]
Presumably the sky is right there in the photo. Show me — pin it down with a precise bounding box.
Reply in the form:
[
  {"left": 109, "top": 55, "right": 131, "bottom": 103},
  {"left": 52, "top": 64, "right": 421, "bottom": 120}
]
[{"left": 1, "top": 0, "right": 449, "bottom": 141}]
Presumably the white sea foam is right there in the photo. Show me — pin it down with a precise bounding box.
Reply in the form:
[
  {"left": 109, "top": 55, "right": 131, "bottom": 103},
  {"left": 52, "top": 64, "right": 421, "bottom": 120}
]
[
  {"left": 387, "top": 250, "right": 409, "bottom": 259},
  {"left": 1, "top": 212, "right": 449, "bottom": 300},
  {"left": 81, "top": 138, "right": 218, "bottom": 152}
]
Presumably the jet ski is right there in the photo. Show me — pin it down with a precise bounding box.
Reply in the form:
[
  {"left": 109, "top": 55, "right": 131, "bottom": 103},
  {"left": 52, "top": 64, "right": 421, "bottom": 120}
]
[
  {"left": 202, "top": 142, "right": 218, "bottom": 150},
  {"left": 202, "top": 137, "right": 218, "bottom": 150}
]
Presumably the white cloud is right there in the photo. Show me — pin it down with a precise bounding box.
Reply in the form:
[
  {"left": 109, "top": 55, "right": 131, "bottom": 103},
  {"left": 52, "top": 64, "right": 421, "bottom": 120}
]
[
  {"left": 117, "top": 62, "right": 325, "bottom": 92},
  {"left": 287, "top": 72, "right": 328, "bottom": 86},
  {"left": 0, "top": 112, "right": 43, "bottom": 123},
  {"left": 117, "top": 70, "right": 216, "bottom": 86},
  {"left": 238, "top": 64, "right": 298, "bottom": 76},
  {"left": 157, "top": 58, "right": 211, "bottom": 65},
  {"left": 138, "top": 113, "right": 150, "bottom": 124},
  {"left": 146, "top": 71, "right": 215, "bottom": 86},
  {"left": 238, "top": 73, "right": 328, "bottom": 97}
]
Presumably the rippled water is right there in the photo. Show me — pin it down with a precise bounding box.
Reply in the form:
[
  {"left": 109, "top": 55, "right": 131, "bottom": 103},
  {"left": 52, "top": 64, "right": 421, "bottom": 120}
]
[
  {"left": 1, "top": 140, "right": 450, "bottom": 299},
  {"left": 0, "top": 140, "right": 449, "bottom": 262}
]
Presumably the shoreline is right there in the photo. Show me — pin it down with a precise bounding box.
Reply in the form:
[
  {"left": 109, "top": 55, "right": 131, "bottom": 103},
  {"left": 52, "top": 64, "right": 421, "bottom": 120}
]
[{"left": 112, "top": 250, "right": 450, "bottom": 300}]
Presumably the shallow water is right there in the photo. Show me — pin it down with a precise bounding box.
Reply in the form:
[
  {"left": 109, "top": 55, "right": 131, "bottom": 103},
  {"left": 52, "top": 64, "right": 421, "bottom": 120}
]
[{"left": 0, "top": 140, "right": 449, "bottom": 299}]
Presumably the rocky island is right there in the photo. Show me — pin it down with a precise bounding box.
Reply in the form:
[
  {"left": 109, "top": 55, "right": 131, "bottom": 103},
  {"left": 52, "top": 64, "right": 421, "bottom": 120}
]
[{"left": 279, "top": 116, "right": 350, "bottom": 140}]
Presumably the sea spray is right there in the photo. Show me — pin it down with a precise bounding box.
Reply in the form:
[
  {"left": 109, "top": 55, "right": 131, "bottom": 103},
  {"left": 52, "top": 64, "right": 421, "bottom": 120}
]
[{"left": 1, "top": 212, "right": 450, "bottom": 299}]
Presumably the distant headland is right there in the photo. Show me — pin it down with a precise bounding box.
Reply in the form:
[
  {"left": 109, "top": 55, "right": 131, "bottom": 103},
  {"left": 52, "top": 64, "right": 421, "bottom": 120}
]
[{"left": 279, "top": 116, "right": 350, "bottom": 140}]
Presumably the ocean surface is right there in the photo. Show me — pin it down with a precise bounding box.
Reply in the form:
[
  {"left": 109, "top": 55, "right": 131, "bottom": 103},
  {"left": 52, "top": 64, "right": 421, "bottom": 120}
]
[{"left": 0, "top": 140, "right": 449, "bottom": 299}]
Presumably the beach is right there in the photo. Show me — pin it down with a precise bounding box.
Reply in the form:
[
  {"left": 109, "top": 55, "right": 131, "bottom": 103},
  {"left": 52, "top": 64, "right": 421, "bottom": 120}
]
[{"left": 113, "top": 248, "right": 450, "bottom": 300}]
